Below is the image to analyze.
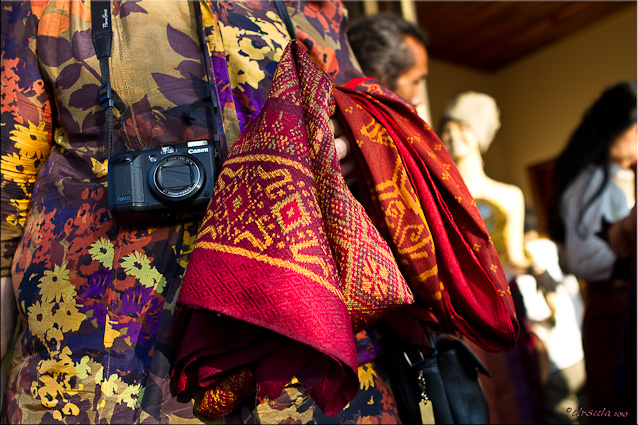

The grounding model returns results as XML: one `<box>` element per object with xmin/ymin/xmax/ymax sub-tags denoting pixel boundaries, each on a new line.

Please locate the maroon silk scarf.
<box><xmin>172</xmin><ymin>42</ymin><xmax>519</xmax><ymax>417</ymax></box>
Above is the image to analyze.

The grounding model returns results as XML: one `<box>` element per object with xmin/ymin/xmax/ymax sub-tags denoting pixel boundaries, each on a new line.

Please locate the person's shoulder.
<box><xmin>486</xmin><ymin>178</ymin><xmax>524</xmax><ymax>200</ymax></box>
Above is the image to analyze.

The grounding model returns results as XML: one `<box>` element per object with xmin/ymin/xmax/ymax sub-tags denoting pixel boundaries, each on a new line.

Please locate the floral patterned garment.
<box><xmin>0</xmin><ymin>1</ymin><xmax>374</xmax><ymax>423</ymax></box>
<box><xmin>237</xmin><ymin>330</ymin><xmax>401</xmax><ymax>424</ymax></box>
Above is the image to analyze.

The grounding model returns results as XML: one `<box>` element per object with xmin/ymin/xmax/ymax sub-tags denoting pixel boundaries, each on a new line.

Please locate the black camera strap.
<box><xmin>192</xmin><ymin>2</ymin><xmax>222</xmax><ymax>165</ymax></box>
<box><xmin>91</xmin><ymin>0</ymin><xmax>126</xmax><ymax>157</ymax></box>
<box><xmin>274</xmin><ymin>0</ymin><xmax>297</xmax><ymax>41</ymax></box>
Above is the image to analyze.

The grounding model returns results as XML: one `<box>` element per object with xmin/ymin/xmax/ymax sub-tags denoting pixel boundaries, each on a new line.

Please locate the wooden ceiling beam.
<box><xmin>414</xmin><ymin>1</ymin><xmax>634</xmax><ymax>72</ymax></box>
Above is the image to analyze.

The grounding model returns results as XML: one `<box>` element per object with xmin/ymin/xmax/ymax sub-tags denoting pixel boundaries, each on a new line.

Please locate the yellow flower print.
<box><xmin>118</xmin><ymin>384</ymin><xmax>144</xmax><ymax>409</ymax></box>
<box><xmin>227</xmin><ymin>41</ymin><xmax>266</xmax><ymax>89</ymax></box>
<box><xmin>103</xmin><ymin>319</ymin><xmax>120</xmax><ymax>349</ymax></box>
<box><xmin>52</xmin><ymin>403</ymin><xmax>80</xmax><ymax>422</ymax></box>
<box><xmin>121</xmin><ymin>251</ymin><xmax>166</xmax><ymax>292</ymax></box>
<box><xmin>35</xmin><ymin>347</ymin><xmax>79</xmax><ymax>409</ymax></box>
<box><xmin>102</xmin><ymin>374</ymin><xmax>119</xmax><ymax>397</ymax></box>
<box><xmin>152</xmin><ymin>275</ymin><xmax>167</xmax><ymax>293</ymax></box>
<box><xmin>36</xmin><ymin>375</ymin><xmax>61</xmax><ymax>408</ymax></box>
<box><xmin>39</xmin><ymin>261</ymin><xmax>73</xmax><ymax>303</ymax></box>
<box><xmin>91</xmin><ymin>157</ymin><xmax>108</xmax><ymax>178</ymax></box>
<box><xmin>28</xmin><ymin>300</ymin><xmax>54</xmax><ymax>341</ymax></box>
<box><xmin>41</xmin><ymin>347</ymin><xmax>76</xmax><ymax>378</ymax></box>
<box><xmin>76</xmin><ymin>356</ymin><xmax>92</xmax><ymax>380</ymax></box>
<box><xmin>121</xmin><ymin>251</ymin><xmax>153</xmax><ymax>279</ymax></box>
<box><xmin>219</xmin><ymin>16</ymin><xmax>286</xmax><ymax>90</ymax></box>
<box><xmin>4</xmin><ymin>214</ymin><xmax>21</xmax><ymax>226</ymax></box>
<box><xmin>94</xmin><ymin>365</ymin><xmax>104</xmax><ymax>384</ymax></box>
<box><xmin>177</xmin><ymin>227</ymin><xmax>198</xmax><ymax>270</ymax></box>
<box><xmin>89</xmin><ymin>237</ymin><xmax>115</xmax><ymax>268</ymax></box>
<box><xmin>101</xmin><ymin>373</ymin><xmax>126</xmax><ymax>398</ymax></box>
<box><xmin>1</xmin><ymin>152</ymin><xmax>42</xmax><ymax>182</ymax></box>
<box><xmin>181</xmin><ymin>227</ymin><xmax>198</xmax><ymax>252</ymax></box>
<box><xmin>45</xmin><ymin>326</ymin><xmax>64</xmax><ymax>349</ymax></box>
<box><xmin>31</xmin><ymin>381</ymin><xmax>38</xmax><ymax>398</ymax></box>
<box><xmin>37</xmin><ymin>363</ymin><xmax>76</xmax><ymax>394</ymax></box>
<box><xmin>9</xmin><ymin>121</ymin><xmax>50</xmax><ymax>159</ymax></box>
<box><xmin>357</xmin><ymin>363</ymin><xmax>377</xmax><ymax>391</ymax></box>
<box><xmin>52</xmin><ymin>300</ymin><xmax>85</xmax><ymax>333</ymax></box>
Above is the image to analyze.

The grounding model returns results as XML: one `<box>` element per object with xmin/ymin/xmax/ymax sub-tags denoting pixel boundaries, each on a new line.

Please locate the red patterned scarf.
<box><xmin>171</xmin><ymin>42</ymin><xmax>518</xmax><ymax>418</ymax></box>
<box><xmin>334</xmin><ymin>82</ymin><xmax>519</xmax><ymax>351</ymax></box>
<box><xmin>172</xmin><ymin>42</ymin><xmax>413</xmax><ymax>417</ymax></box>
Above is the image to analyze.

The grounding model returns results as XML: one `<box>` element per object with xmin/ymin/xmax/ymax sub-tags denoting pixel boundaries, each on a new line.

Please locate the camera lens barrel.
<box><xmin>150</xmin><ymin>155</ymin><xmax>205</xmax><ymax>201</ymax></box>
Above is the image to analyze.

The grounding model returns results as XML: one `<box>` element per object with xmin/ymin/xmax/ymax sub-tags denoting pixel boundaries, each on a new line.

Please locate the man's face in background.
<box><xmin>394</xmin><ymin>35</ymin><xmax>429</xmax><ymax>107</ymax></box>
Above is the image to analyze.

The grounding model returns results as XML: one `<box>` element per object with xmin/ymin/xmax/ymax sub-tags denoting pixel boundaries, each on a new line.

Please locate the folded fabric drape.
<box><xmin>334</xmin><ymin>82</ymin><xmax>519</xmax><ymax>353</ymax></box>
<box><xmin>171</xmin><ymin>41</ymin><xmax>519</xmax><ymax>418</ymax></box>
<box><xmin>171</xmin><ymin>41</ymin><xmax>414</xmax><ymax>417</ymax></box>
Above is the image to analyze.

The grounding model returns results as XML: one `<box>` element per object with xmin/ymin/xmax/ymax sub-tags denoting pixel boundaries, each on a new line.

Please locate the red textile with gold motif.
<box><xmin>334</xmin><ymin>81</ymin><xmax>519</xmax><ymax>352</ymax></box>
<box><xmin>171</xmin><ymin>42</ymin><xmax>519</xmax><ymax>418</ymax></box>
<box><xmin>172</xmin><ymin>41</ymin><xmax>413</xmax><ymax>417</ymax></box>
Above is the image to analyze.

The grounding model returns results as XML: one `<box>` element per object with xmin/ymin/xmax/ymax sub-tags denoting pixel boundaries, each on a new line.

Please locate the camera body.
<box><xmin>108</xmin><ymin>140</ymin><xmax>216</xmax><ymax>224</ymax></box>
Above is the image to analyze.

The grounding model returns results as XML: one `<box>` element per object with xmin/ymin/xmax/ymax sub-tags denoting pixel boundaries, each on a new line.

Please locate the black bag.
<box><xmin>384</xmin><ymin>332</ymin><xmax>491</xmax><ymax>424</ymax></box>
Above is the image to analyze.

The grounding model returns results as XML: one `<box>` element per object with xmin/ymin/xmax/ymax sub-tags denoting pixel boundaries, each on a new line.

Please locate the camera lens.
<box><xmin>150</xmin><ymin>155</ymin><xmax>204</xmax><ymax>201</ymax></box>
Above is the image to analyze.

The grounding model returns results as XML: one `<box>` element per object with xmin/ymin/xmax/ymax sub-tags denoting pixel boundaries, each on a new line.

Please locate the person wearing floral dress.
<box><xmin>1</xmin><ymin>1</ymin><xmax>402</xmax><ymax>423</ymax></box>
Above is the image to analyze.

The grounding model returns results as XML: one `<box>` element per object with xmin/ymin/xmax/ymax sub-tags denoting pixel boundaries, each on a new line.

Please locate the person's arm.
<box><xmin>558</xmin><ymin>165</ymin><xmax>628</xmax><ymax>281</ymax></box>
<box><xmin>1</xmin><ymin>276</ymin><xmax>16</xmax><ymax>364</ymax></box>
<box><xmin>1</xmin><ymin>2</ymin><xmax>52</xmax><ymax>276</ymax></box>
<box><xmin>607</xmin><ymin>204</ymin><xmax>636</xmax><ymax>258</ymax></box>
<box><xmin>1</xmin><ymin>1</ymin><xmax>52</xmax><ymax>367</ymax></box>
<box><xmin>2</xmin><ymin>275</ymin><xmax>16</xmax><ymax>409</ymax></box>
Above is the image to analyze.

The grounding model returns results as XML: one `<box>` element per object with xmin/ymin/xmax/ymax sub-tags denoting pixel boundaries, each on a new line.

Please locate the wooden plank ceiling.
<box><xmin>413</xmin><ymin>1</ymin><xmax>635</xmax><ymax>72</ymax></box>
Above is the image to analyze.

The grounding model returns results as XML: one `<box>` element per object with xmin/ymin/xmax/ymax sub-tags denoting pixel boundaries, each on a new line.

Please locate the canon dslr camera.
<box><xmin>108</xmin><ymin>140</ymin><xmax>216</xmax><ymax>224</ymax></box>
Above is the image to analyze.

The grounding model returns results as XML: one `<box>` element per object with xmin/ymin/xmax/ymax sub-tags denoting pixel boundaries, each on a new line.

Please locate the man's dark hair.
<box><xmin>347</xmin><ymin>13</ymin><xmax>429</xmax><ymax>91</ymax></box>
